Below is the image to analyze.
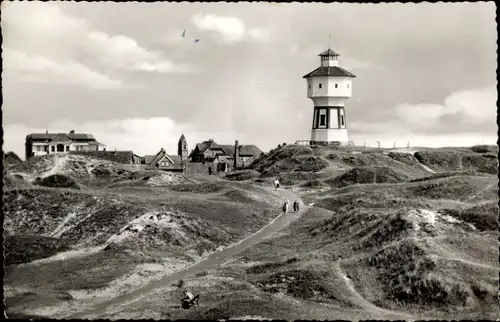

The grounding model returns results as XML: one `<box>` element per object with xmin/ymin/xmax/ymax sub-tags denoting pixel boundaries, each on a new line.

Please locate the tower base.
<box><xmin>311</xmin><ymin>129</ymin><xmax>348</xmax><ymax>146</ymax></box>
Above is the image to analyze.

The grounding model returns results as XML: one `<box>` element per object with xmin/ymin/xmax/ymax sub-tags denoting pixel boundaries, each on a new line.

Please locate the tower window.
<box><xmin>308</xmin><ymin>85</ymin><xmax>311</xmax><ymax>89</ymax></box>
<box><xmin>320</xmin><ymin>115</ymin><xmax>326</xmax><ymax>126</ymax></box>
<box><xmin>347</xmin><ymin>84</ymin><xmax>349</xmax><ymax>88</ymax></box>
<box><xmin>319</xmin><ymin>83</ymin><xmax>322</xmax><ymax>89</ymax></box>
<box><xmin>335</xmin><ymin>84</ymin><xmax>338</xmax><ymax>88</ymax></box>
<box><xmin>341</xmin><ymin>115</ymin><xmax>345</xmax><ymax>126</ymax></box>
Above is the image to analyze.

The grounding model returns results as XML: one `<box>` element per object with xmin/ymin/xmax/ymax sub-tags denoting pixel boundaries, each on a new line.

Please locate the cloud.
<box><xmin>2</xmin><ymin>1</ymin><xmax>195</xmax><ymax>82</ymax></box>
<box><xmin>86</xmin><ymin>31</ymin><xmax>196</xmax><ymax>73</ymax></box>
<box><xmin>3</xmin><ymin>49</ymin><xmax>123</xmax><ymax>90</ymax></box>
<box><xmin>190</xmin><ymin>13</ymin><xmax>270</xmax><ymax>43</ymax></box>
<box><xmin>394</xmin><ymin>87</ymin><xmax>497</xmax><ymax>131</ymax></box>
<box><xmin>350</xmin><ymin>86</ymin><xmax>497</xmax><ymax>139</ymax></box>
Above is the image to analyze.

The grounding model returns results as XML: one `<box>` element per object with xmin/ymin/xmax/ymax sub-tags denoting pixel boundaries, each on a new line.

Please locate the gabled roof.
<box><xmin>303</xmin><ymin>66</ymin><xmax>356</xmax><ymax>78</ymax></box>
<box><xmin>50</xmin><ymin>133</ymin><xmax>72</xmax><ymax>143</ymax></box>
<box><xmin>146</xmin><ymin>149</ymin><xmax>183</xmax><ymax>170</ymax></box>
<box><xmin>194</xmin><ymin>140</ymin><xmax>224</xmax><ymax>154</ymax></box>
<box><xmin>319</xmin><ymin>48</ymin><xmax>340</xmax><ymax>56</ymax></box>
<box><xmin>220</xmin><ymin>145</ymin><xmax>235</xmax><ymax>156</ymax></box>
<box><xmin>148</xmin><ymin>149</ymin><xmax>174</xmax><ymax>168</ymax></box>
<box><xmin>220</xmin><ymin>144</ymin><xmax>263</xmax><ymax>157</ymax></box>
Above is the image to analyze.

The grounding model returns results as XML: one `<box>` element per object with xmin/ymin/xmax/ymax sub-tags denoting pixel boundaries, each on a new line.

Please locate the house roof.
<box><xmin>50</xmin><ymin>133</ymin><xmax>72</xmax><ymax>143</ymax></box>
<box><xmin>68</xmin><ymin>133</ymin><xmax>95</xmax><ymax>140</ymax></box>
<box><xmin>27</xmin><ymin>132</ymin><xmax>96</xmax><ymax>141</ymax></box>
<box><xmin>194</xmin><ymin>140</ymin><xmax>224</xmax><ymax>154</ymax></box>
<box><xmin>220</xmin><ymin>145</ymin><xmax>235</xmax><ymax>156</ymax></box>
<box><xmin>146</xmin><ymin>148</ymin><xmax>183</xmax><ymax>170</ymax></box>
<box><xmin>192</xmin><ymin>140</ymin><xmax>264</xmax><ymax>158</ymax></box>
<box><xmin>220</xmin><ymin>144</ymin><xmax>263</xmax><ymax>157</ymax></box>
<box><xmin>303</xmin><ymin>66</ymin><xmax>356</xmax><ymax>78</ymax></box>
<box><xmin>319</xmin><ymin>48</ymin><xmax>340</xmax><ymax>56</ymax></box>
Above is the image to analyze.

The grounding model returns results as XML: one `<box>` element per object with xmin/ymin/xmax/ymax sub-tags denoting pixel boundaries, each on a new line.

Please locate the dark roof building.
<box><xmin>303</xmin><ymin>66</ymin><xmax>356</xmax><ymax>78</ymax></box>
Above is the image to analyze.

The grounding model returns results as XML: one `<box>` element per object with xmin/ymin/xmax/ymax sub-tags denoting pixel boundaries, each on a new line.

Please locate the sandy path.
<box><xmin>66</xmin><ymin>187</ymin><xmax>306</xmax><ymax>318</ymax></box>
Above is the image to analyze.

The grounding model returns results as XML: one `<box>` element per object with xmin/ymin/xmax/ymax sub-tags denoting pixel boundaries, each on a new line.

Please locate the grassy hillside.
<box><xmin>3</xmin><ymin>154</ymin><xmax>284</xmax><ymax>318</ymax></box>
<box><xmin>4</xmin><ymin>145</ymin><xmax>498</xmax><ymax>320</ymax></box>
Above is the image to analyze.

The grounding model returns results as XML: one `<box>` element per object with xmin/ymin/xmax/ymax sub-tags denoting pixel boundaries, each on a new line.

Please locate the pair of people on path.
<box><xmin>282</xmin><ymin>200</ymin><xmax>300</xmax><ymax>214</ymax></box>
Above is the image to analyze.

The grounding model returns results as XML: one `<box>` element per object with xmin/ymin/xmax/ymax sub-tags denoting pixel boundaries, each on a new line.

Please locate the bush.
<box><xmin>439</xmin><ymin>203</ymin><xmax>498</xmax><ymax>231</ymax></box>
<box><xmin>225</xmin><ymin>170</ymin><xmax>260</xmax><ymax>181</ymax></box>
<box><xmin>295</xmin><ymin>156</ymin><xmax>329</xmax><ymax>172</ymax></box>
<box><xmin>4</xmin><ymin>234</ymin><xmax>70</xmax><ymax>265</ymax></box>
<box><xmin>470</xmin><ymin>145</ymin><xmax>498</xmax><ymax>154</ymax></box>
<box><xmin>34</xmin><ymin>174</ymin><xmax>80</xmax><ymax>189</ymax></box>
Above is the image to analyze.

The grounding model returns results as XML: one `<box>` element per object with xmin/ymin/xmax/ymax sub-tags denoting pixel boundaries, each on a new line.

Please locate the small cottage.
<box><xmin>145</xmin><ymin>148</ymin><xmax>184</xmax><ymax>172</ymax></box>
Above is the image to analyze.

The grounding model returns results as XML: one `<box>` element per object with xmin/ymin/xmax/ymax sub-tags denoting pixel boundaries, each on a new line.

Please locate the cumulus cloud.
<box><xmin>394</xmin><ymin>87</ymin><xmax>497</xmax><ymax>131</ymax></box>
<box><xmin>349</xmin><ymin>86</ymin><xmax>498</xmax><ymax>145</ymax></box>
<box><xmin>2</xmin><ymin>1</ymin><xmax>195</xmax><ymax>88</ymax></box>
<box><xmin>190</xmin><ymin>13</ymin><xmax>270</xmax><ymax>43</ymax></box>
<box><xmin>3</xmin><ymin>49</ymin><xmax>123</xmax><ymax>90</ymax></box>
<box><xmin>2</xmin><ymin>118</ymin><xmax>252</xmax><ymax>160</ymax></box>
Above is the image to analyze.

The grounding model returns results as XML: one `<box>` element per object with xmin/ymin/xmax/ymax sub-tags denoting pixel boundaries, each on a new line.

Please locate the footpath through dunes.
<box><xmin>3</xmin><ymin>155</ymin><xmax>299</xmax><ymax>319</ymax></box>
<box><xmin>193</xmin><ymin>201</ymin><xmax>498</xmax><ymax>320</ymax></box>
<box><xmin>59</xmin><ymin>187</ymin><xmax>306</xmax><ymax>319</ymax></box>
<box><xmin>160</xmin><ymin>145</ymin><xmax>499</xmax><ymax>321</ymax></box>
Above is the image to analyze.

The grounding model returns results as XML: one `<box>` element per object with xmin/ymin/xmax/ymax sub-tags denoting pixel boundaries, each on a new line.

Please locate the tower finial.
<box><xmin>328</xmin><ymin>33</ymin><xmax>331</xmax><ymax>50</ymax></box>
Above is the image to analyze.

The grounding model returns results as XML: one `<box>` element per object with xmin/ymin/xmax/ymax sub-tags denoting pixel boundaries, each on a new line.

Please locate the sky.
<box><xmin>2</xmin><ymin>1</ymin><xmax>497</xmax><ymax>159</ymax></box>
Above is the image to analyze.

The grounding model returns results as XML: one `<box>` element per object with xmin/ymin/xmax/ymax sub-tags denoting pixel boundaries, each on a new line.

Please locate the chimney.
<box><xmin>234</xmin><ymin>140</ymin><xmax>239</xmax><ymax>169</ymax></box>
<box><xmin>70</xmin><ymin>129</ymin><xmax>75</xmax><ymax>134</ymax></box>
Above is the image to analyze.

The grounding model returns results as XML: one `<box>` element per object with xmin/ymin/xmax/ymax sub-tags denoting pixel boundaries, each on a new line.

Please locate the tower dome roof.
<box><xmin>318</xmin><ymin>48</ymin><xmax>340</xmax><ymax>56</ymax></box>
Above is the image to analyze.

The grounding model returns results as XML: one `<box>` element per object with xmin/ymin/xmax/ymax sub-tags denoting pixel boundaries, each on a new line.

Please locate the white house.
<box><xmin>25</xmin><ymin>130</ymin><xmax>107</xmax><ymax>159</ymax></box>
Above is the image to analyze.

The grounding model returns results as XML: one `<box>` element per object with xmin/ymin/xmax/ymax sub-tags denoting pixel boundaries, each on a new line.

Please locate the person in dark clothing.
<box><xmin>293</xmin><ymin>201</ymin><xmax>300</xmax><ymax>212</ymax></box>
<box><xmin>208</xmin><ymin>166</ymin><xmax>212</xmax><ymax>175</ymax></box>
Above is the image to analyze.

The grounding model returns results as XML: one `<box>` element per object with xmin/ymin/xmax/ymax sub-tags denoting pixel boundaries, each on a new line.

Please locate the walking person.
<box><xmin>274</xmin><ymin>178</ymin><xmax>280</xmax><ymax>190</ymax></box>
<box><xmin>293</xmin><ymin>200</ymin><xmax>300</xmax><ymax>212</ymax></box>
<box><xmin>282</xmin><ymin>200</ymin><xmax>289</xmax><ymax>215</ymax></box>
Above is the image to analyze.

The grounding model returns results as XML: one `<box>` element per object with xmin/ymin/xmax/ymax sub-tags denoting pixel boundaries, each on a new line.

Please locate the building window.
<box><xmin>320</xmin><ymin>115</ymin><xmax>326</xmax><ymax>126</ymax></box>
<box><xmin>341</xmin><ymin>115</ymin><xmax>345</xmax><ymax>126</ymax></box>
<box><xmin>319</xmin><ymin>83</ymin><xmax>322</xmax><ymax>89</ymax></box>
<box><xmin>308</xmin><ymin>85</ymin><xmax>311</xmax><ymax>89</ymax></box>
<box><xmin>347</xmin><ymin>84</ymin><xmax>350</xmax><ymax>88</ymax></box>
<box><xmin>161</xmin><ymin>161</ymin><xmax>166</xmax><ymax>167</ymax></box>
<box><xmin>66</xmin><ymin>146</ymin><xmax>70</xmax><ymax>152</ymax></box>
<box><xmin>51</xmin><ymin>146</ymin><xmax>55</xmax><ymax>152</ymax></box>
<box><xmin>335</xmin><ymin>84</ymin><xmax>338</xmax><ymax>88</ymax></box>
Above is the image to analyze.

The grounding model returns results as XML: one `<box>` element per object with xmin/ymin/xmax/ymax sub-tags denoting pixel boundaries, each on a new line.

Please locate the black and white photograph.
<box><xmin>2</xmin><ymin>1</ymin><xmax>498</xmax><ymax>320</ymax></box>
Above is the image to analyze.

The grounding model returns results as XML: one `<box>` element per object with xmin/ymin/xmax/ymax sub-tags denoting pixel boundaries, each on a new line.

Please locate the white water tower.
<box><xmin>303</xmin><ymin>47</ymin><xmax>356</xmax><ymax>145</ymax></box>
